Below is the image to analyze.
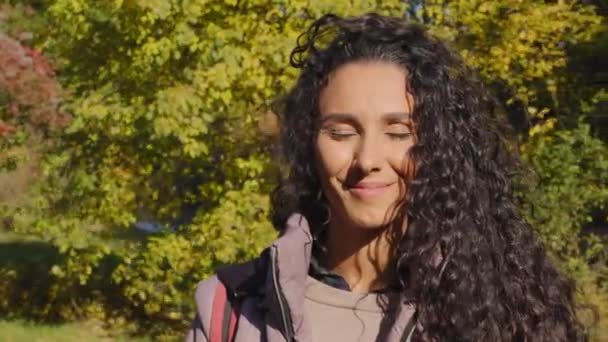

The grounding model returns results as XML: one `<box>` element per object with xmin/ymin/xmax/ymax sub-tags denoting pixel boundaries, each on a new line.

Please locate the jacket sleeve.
<box><xmin>184</xmin><ymin>276</ymin><xmax>221</xmax><ymax>342</ymax></box>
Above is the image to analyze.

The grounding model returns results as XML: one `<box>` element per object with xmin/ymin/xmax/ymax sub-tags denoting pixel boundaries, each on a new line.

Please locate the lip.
<box><xmin>347</xmin><ymin>181</ymin><xmax>393</xmax><ymax>198</ymax></box>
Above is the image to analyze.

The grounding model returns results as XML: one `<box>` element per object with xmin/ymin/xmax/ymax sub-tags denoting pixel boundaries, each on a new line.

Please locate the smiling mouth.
<box><xmin>347</xmin><ymin>182</ymin><xmax>393</xmax><ymax>198</ymax></box>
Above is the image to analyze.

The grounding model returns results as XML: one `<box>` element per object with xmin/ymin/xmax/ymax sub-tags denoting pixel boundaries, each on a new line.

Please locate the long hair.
<box><xmin>270</xmin><ymin>13</ymin><xmax>584</xmax><ymax>341</ymax></box>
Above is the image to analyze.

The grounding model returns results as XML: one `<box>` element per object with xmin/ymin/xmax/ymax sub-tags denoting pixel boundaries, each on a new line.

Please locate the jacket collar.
<box><xmin>264</xmin><ymin>213</ymin><xmax>313</xmax><ymax>341</ymax></box>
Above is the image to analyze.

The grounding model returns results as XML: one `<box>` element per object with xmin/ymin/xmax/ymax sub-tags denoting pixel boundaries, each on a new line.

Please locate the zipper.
<box><xmin>270</xmin><ymin>246</ymin><xmax>295</xmax><ymax>341</ymax></box>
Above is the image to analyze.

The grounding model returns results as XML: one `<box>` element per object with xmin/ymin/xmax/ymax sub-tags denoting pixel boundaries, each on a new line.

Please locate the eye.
<box><xmin>386</xmin><ymin>132</ymin><xmax>413</xmax><ymax>140</ymax></box>
<box><xmin>386</xmin><ymin>123</ymin><xmax>413</xmax><ymax>140</ymax></box>
<box><xmin>321</xmin><ymin>125</ymin><xmax>358</xmax><ymax>140</ymax></box>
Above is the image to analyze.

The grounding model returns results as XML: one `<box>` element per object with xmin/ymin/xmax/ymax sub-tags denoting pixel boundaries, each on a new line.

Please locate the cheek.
<box><xmin>392</xmin><ymin>154</ymin><xmax>412</xmax><ymax>178</ymax></box>
<box><xmin>315</xmin><ymin>137</ymin><xmax>353</xmax><ymax>178</ymax></box>
<box><xmin>388</xmin><ymin>143</ymin><xmax>415</xmax><ymax>181</ymax></box>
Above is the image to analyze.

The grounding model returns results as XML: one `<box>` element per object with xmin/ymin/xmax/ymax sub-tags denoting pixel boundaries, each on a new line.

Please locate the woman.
<box><xmin>187</xmin><ymin>13</ymin><xmax>583</xmax><ymax>341</ymax></box>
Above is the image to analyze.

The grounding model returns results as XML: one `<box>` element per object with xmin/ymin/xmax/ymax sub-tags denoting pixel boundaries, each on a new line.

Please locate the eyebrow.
<box><xmin>319</xmin><ymin>112</ymin><xmax>411</xmax><ymax>124</ymax></box>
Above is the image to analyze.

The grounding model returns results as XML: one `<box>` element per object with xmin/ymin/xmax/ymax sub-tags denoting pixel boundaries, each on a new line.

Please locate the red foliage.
<box><xmin>0</xmin><ymin>32</ymin><xmax>70</xmax><ymax>140</ymax></box>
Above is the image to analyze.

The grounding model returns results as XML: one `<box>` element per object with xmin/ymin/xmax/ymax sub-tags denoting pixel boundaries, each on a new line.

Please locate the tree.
<box><xmin>0</xmin><ymin>3</ymin><xmax>68</xmax><ymax>170</ymax></box>
<box><xmin>2</xmin><ymin>0</ymin><xmax>607</xmax><ymax>339</ymax></box>
<box><xmin>6</xmin><ymin>0</ymin><xmax>406</xmax><ymax>335</ymax></box>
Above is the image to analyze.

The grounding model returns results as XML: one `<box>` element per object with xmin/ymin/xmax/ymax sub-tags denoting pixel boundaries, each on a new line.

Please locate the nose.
<box><xmin>354</xmin><ymin>132</ymin><xmax>383</xmax><ymax>174</ymax></box>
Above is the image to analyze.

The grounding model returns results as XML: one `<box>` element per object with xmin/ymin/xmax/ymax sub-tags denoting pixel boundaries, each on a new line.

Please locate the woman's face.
<box><xmin>315</xmin><ymin>60</ymin><xmax>415</xmax><ymax>230</ymax></box>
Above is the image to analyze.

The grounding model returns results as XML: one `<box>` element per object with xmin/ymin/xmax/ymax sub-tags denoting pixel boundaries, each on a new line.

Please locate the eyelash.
<box><xmin>386</xmin><ymin>132</ymin><xmax>412</xmax><ymax>140</ymax></box>
<box><xmin>327</xmin><ymin>130</ymin><xmax>356</xmax><ymax>140</ymax></box>
<box><xmin>324</xmin><ymin>129</ymin><xmax>412</xmax><ymax>141</ymax></box>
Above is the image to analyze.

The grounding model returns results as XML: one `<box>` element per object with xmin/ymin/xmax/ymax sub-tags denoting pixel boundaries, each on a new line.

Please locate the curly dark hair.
<box><xmin>270</xmin><ymin>13</ymin><xmax>584</xmax><ymax>342</ymax></box>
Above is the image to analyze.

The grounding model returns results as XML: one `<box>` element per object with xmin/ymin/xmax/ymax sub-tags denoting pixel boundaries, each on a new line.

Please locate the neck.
<box><xmin>322</xmin><ymin>217</ymin><xmax>403</xmax><ymax>294</ymax></box>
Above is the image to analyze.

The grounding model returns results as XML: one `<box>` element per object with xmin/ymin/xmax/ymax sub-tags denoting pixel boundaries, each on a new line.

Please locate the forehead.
<box><xmin>319</xmin><ymin>60</ymin><xmax>413</xmax><ymax>116</ymax></box>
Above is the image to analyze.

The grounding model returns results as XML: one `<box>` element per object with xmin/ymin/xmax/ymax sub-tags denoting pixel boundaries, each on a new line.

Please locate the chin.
<box><xmin>345</xmin><ymin>208</ymin><xmax>396</xmax><ymax>229</ymax></box>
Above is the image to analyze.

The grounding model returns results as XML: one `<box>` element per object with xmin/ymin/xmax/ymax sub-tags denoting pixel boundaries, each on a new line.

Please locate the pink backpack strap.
<box><xmin>210</xmin><ymin>281</ymin><xmax>240</xmax><ymax>342</ymax></box>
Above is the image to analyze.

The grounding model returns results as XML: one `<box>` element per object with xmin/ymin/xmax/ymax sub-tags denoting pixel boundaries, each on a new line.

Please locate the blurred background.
<box><xmin>0</xmin><ymin>0</ymin><xmax>606</xmax><ymax>341</ymax></box>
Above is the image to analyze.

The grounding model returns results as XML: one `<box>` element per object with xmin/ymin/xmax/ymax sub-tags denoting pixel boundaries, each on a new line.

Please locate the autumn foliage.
<box><xmin>0</xmin><ymin>4</ymin><xmax>68</xmax><ymax>169</ymax></box>
<box><xmin>0</xmin><ymin>1</ymin><xmax>607</xmax><ymax>340</ymax></box>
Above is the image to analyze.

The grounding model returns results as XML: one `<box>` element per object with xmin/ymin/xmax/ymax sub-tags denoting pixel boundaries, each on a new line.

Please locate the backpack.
<box><xmin>209</xmin><ymin>281</ymin><xmax>240</xmax><ymax>342</ymax></box>
<box><xmin>209</xmin><ymin>249</ymin><xmax>270</xmax><ymax>342</ymax></box>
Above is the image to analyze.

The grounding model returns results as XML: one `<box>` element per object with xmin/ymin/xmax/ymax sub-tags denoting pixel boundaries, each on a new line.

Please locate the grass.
<box><xmin>0</xmin><ymin>220</ymin><xmax>155</xmax><ymax>342</ymax></box>
<box><xmin>0</xmin><ymin>231</ymin><xmax>157</xmax><ymax>342</ymax></box>
<box><xmin>0</xmin><ymin>320</ymin><xmax>152</xmax><ymax>342</ymax></box>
